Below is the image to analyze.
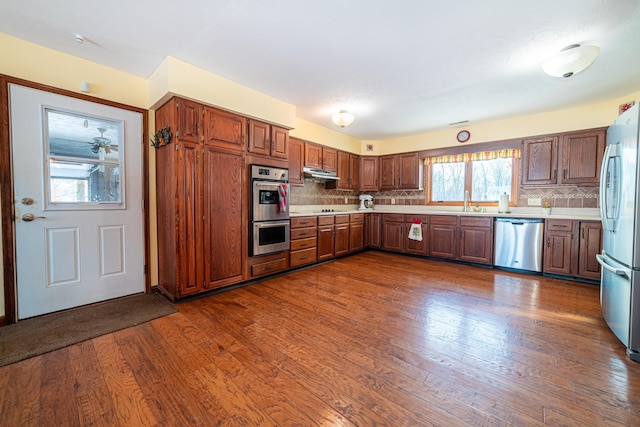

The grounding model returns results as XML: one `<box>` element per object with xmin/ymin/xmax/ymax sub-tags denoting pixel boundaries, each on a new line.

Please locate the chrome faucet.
<box><xmin>463</xmin><ymin>190</ymin><xmax>470</xmax><ymax>212</ymax></box>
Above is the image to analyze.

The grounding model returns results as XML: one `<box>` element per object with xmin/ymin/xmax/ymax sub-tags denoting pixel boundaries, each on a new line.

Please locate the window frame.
<box><xmin>426</xmin><ymin>156</ymin><xmax>519</xmax><ymax>207</ymax></box>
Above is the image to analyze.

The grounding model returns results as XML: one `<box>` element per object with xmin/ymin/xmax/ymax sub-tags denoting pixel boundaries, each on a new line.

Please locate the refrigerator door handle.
<box><xmin>596</xmin><ymin>254</ymin><xmax>628</xmax><ymax>278</ymax></box>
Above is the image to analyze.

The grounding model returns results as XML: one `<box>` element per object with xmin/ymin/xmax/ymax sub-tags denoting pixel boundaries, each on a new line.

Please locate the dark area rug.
<box><xmin>0</xmin><ymin>292</ymin><xmax>177</xmax><ymax>367</ymax></box>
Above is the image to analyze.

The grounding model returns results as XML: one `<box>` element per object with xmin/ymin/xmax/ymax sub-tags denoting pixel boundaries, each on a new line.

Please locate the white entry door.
<box><xmin>10</xmin><ymin>84</ymin><xmax>145</xmax><ymax>319</ymax></box>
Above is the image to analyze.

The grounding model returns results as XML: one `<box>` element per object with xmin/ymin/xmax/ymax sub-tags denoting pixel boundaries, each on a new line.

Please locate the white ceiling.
<box><xmin>2</xmin><ymin>0</ymin><xmax>640</xmax><ymax>140</ymax></box>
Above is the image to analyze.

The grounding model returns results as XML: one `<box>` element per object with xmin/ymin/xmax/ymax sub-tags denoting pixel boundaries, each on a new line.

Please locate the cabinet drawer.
<box><xmin>291</xmin><ymin>216</ymin><xmax>317</xmax><ymax>228</ymax></box>
<box><xmin>318</xmin><ymin>215</ymin><xmax>335</xmax><ymax>226</ymax></box>
<box><xmin>383</xmin><ymin>213</ymin><xmax>405</xmax><ymax>222</ymax></box>
<box><xmin>290</xmin><ymin>247</ymin><xmax>317</xmax><ymax>267</ymax></box>
<box><xmin>459</xmin><ymin>216</ymin><xmax>491</xmax><ymax>228</ymax></box>
<box><xmin>251</xmin><ymin>253</ymin><xmax>289</xmax><ymax>277</ymax></box>
<box><xmin>335</xmin><ymin>214</ymin><xmax>350</xmax><ymax>224</ymax></box>
<box><xmin>405</xmin><ymin>214</ymin><xmax>428</xmax><ymax>224</ymax></box>
<box><xmin>291</xmin><ymin>227</ymin><xmax>317</xmax><ymax>240</ymax></box>
<box><xmin>546</xmin><ymin>219</ymin><xmax>573</xmax><ymax>231</ymax></box>
<box><xmin>291</xmin><ymin>237</ymin><xmax>317</xmax><ymax>251</ymax></box>
<box><xmin>429</xmin><ymin>215</ymin><xmax>457</xmax><ymax>225</ymax></box>
<box><xmin>350</xmin><ymin>213</ymin><xmax>365</xmax><ymax>223</ymax></box>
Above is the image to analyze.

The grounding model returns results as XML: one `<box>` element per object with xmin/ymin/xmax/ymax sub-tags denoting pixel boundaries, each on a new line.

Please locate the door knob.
<box><xmin>22</xmin><ymin>213</ymin><xmax>46</xmax><ymax>222</ymax></box>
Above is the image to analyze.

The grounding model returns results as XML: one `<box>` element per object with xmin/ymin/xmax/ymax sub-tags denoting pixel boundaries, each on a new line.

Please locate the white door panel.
<box><xmin>10</xmin><ymin>84</ymin><xmax>145</xmax><ymax>319</ymax></box>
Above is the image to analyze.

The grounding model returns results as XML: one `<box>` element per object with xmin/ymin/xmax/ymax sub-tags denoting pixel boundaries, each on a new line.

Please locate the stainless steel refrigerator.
<box><xmin>597</xmin><ymin>102</ymin><xmax>640</xmax><ymax>362</ymax></box>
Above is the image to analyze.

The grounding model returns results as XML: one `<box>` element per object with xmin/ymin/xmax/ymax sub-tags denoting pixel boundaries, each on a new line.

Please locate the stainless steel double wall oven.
<box><xmin>251</xmin><ymin>165</ymin><xmax>290</xmax><ymax>256</ymax></box>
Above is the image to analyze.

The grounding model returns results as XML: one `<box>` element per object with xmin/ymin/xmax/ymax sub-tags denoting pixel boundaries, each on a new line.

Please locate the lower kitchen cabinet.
<box><xmin>577</xmin><ymin>221</ymin><xmax>602</xmax><ymax>280</ymax></box>
<box><xmin>428</xmin><ymin>215</ymin><xmax>493</xmax><ymax>265</ymax></box>
<box><xmin>366</xmin><ymin>213</ymin><xmax>382</xmax><ymax>248</ymax></box>
<box><xmin>543</xmin><ymin>219</ymin><xmax>574</xmax><ymax>276</ymax></box>
<box><xmin>290</xmin><ymin>216</ymin><xmax>318</xmax><ymax>268</ymax></box>
<box><xmin>249</xmin><ymin>251</ymin><xmax>290</xmax><ymax>278</ymax></box>
<box><xmin>316</xmin><ymin>214</ymin><xmax>350</xmax><ymax>261</ymax></box>
<box><xmin>349</xmin><ymin>213</ymin><xmax>365</xmax><ymax>253</ymax></box>
<box><xmin>544</xmin><ymin>219</ymin><xmax>602</xmax><ymax>280</ymax></box>
<box><xmin>381</xmin><ymin>214</ymin><xmax>428</xmax><ymax>255</ymax></box>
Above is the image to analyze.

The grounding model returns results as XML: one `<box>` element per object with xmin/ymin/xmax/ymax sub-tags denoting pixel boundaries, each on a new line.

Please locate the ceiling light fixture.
<box><xmin>332</xmin><ymin>110</ymin><xmax>356</xmax><ymax>128</ymax></box>
<box><xmin>541</xmin><ymin>44</ymin><xmax>600</xmax><ymax>78</ymax></box>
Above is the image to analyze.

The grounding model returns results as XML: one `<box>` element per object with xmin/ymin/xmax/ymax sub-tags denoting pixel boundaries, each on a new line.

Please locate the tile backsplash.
<box><xmin>290</xmin><ymin>175</ymin><xmax>600</xmax><ymax>208</ymax></box>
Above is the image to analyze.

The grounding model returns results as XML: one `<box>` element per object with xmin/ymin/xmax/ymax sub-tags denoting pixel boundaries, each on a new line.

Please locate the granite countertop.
<box><xmin>290</xmin><ymin>205</ymin><xmax>601</xmax><ymax>221</ymax></box>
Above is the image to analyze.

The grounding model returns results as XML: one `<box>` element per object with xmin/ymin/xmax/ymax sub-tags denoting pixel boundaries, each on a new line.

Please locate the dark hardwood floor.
<box><xmin>2</xmin><ymin>251</ymin><xmax>640</xmax><ymax>426</ymax></box>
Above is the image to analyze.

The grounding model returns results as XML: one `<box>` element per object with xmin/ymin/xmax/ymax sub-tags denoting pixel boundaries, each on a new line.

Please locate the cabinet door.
<box><xmin>305</xmin><ymin>143</ymin><xmax>322</xmax><ymax>168</ymax></box>
<box><xmin>177</xmin><ymin>141</ymin><xmax>205</xmax><ymax>296</ymax></box>
<box><xmin>428</xmin><ymin>224</ymin><xmax>457</xmax><ymax>259</ymax></box>
<box><xmin>367</xmin><ymin>214</ymin><xmax>382</xmax><ymax>248</ymax></box>
<box><xmin>404</xmin><ymin>222</ymin><xmax>428</xmax><ymax>255</ymax></box>
<box><xmin>322</xmin><ymin>147</ymin><xmax>338</xmax><ymax>172</ymax></box>
<box><xmin>398</xmin><ymin>152</ymin><xmax>422</xmax><ymax>189</ymax></box>
<box><xmin>247</xmin><ymin>119</ymin><xmax>270</xmax><ymax>156</ymax></box>
<box><xmin>382</xmin><ymin>220</ymin><xmax>404</xmax><ymax>252</ymax></box>
<box><xmin>522</xmin><ymin>136</ymin><xmax>558</xmax><ymax>185</ymax></box>
<box><xmin>204</xmin><ymin>147</ymin><xmax>244</xmax><ymax>288</ymax></box>
<box><xmin>178</xmin><ymin>99</ymin><xmax>201</xmax><ymax>144</ymax></box>
<box><xmin>578</xmin><ymin>221</ymin><xmax>602</xmax><ymax>280</ymax></box>
<box><xmin>289</xmin><ymin>138</ymin><xmax>304</xmax><ymax>185</ymax></box>
<box><xmin>544</xmin><ymin>232</ymin><xmax>572</xmax><ymax>275</ymax></box>
<box><xmin>349</xmin><ymin>154</ymin><xmax>360</xmax><ymax>189</ymax></box>
<box><xmin>317</xmin><ymin>225</ymin><xmax>335</xmax><ymax>261</ymax></box>
<box><xmin>559</xmin><ymin>129</ymin><xmax>605</xmax><ymax>185</ymax></box>
<box><xmin>379</xmin><ymin>155</ymin><xmax>397</xmax><ymax>190</ymax></box>
<box><xmin>458</xmin><ymin>226</ymin><xmax>493</xmax><ymax>264</ymax></box>
<box><xmin>334</xmin><ymin>150</ymin><xmax>351</xmax><ymax>190</ymax></box>
<box><xmin>349</xmin><ymin>222</ymin><xmax>364</xmax><ymax>253</ymax></box>
<box><xmin>359</xmin><ymin>156</ymin><xmax>378</xmax><ymax>191</ymax></box>
<box><xmin>335</xmin><ymin>223</ymin><xmax>350</xmax><ymax>257</ymax></box>
<box><xmin>270</xmin><ymin>125</ymin><xmax>289</xmax><ymax>159</ymax></box>
<box><xmin>204</xmin><ymin>107</ymin><xmax>246</xmax><ymax>151</ymax></box>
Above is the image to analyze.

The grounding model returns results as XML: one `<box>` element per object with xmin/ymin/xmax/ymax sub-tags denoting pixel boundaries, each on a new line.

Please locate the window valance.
<box><xmin>425</xmin><ymin>149</ymin><xmax>521</xmax><ymax>165</ymax></box>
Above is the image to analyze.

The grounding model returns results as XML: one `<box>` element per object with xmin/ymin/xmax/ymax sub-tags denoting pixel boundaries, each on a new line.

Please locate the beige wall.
<box><xmin>1</xmin><ymin>31</ymin><xmax>639</xmax><ymax>319</ymax></box>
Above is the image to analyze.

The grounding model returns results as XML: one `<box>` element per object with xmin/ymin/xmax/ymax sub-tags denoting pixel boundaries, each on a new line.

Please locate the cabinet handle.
<box><xmin>553</xmin><ymin>169</ymin><xmax>557</xmax><ymax>181</ymax></box>
<box><xmin>547</xmin><ymin>237</ymin><xmax>550</xmax><ymax>248</ymax></box>
<box><xmin>563</xmin><ymin>169</ymin><xmax>567</xmax><ymax>180</ymax></box>
<box><xmin>581</xmin><ymin>227</ymin><xmax>585</xmax><ymax>239</ymax></box>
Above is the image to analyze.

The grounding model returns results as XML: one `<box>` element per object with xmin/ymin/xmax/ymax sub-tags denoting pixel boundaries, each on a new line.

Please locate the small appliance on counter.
<box><xmin>359</xmin><ymin>194</ymin><xmax>374</xmax><ymax>211</ymax></box>
<box><xmin>498</xmin><ymin>192</ymin><xmax>510</xmax><ymax>213</ymax></box>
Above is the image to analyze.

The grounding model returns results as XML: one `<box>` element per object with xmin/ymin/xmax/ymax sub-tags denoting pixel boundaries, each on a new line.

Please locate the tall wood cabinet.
<box><xmin>155</xmin><ymin>97</ymin><xmax>247</xmax><ymax>300</ymax></box>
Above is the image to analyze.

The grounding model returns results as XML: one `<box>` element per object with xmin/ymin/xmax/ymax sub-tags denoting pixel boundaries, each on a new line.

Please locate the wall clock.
<box><xmin>457</xmin><ymin>130</ymin><xmax>470</xmax><ymax>143</ymax></box>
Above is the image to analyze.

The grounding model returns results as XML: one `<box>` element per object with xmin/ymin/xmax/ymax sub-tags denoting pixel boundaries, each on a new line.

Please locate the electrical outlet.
<box><xmin>528</xmin><ymin>197</ymin><xmax>542</xmax><ymax>206</ymax></box>
<box><xmin>344</xmin><ymin>197</ymin><xmax>348</xmax><ymax>204</ymax></box>
<box><xmin>391</xmin><ymin>198</ymin><xmax>396</xmax><ymax>205</ymax></box>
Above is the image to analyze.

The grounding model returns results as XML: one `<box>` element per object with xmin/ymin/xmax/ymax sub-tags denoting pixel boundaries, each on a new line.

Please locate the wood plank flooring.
<box><xmin>2</xmin><ymin>251</ymin><xmax>640</xmax><ymax>426</ymax></box>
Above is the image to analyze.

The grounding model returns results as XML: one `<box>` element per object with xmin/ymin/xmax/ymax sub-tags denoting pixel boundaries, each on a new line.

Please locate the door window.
<box><xmin>44</xmin><ymin>109</ymin><xmax>125</xmax><ymax>209</ymax></box>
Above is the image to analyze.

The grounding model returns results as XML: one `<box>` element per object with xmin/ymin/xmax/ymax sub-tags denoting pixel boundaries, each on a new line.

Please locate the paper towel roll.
<box><xmin>499</xmin><ymin>193</ymin><xmax>509</xmax><ymax>213</ymax></box>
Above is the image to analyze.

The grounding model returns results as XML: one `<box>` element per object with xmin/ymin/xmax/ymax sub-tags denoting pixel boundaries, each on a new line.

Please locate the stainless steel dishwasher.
<box><xmin>494</xmin><ymin>218</ymin><xmax>544</xmax><ymax>272</ymax></box>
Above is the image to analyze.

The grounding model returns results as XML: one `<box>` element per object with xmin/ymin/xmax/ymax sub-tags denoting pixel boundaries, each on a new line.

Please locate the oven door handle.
<box><xmin>254</xmin><ymin>182</ymin><xmax>285</xmax><ymax>187</ymax></box>
<box><xmin>254</xmin><ymin>220</ymin><xmax>290</xmax><ymax>228</ymax></box>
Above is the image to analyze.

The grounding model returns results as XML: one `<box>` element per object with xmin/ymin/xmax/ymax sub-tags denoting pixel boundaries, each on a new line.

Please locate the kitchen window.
<box><xmin>426</xmin><ymin>149</ymin><xmax>520</xmax><ymax>206</ymax></box>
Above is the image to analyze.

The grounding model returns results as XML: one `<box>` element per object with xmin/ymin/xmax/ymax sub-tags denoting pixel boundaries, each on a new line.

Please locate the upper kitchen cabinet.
<box><xmin>521</xmin><ymin>128</ymin><xmax>606</xmax><ymax>186</ymax></box>
<box><xmin>326</xmin><ymin>150</ymin><xmax>360</xmax><ymax>190</ymax></box>
<box><xmin>305</xmin><ymin>143</ymin><xmax>337</xmax><ymax>172</ymax></box>
<box><xmin>288</xmin><ymin>137</ymin><xmax>304</xmax><ymax>185</ymax></box>
<box><xmin>379</xmin><ymin>152</ymin><xmax>423</xmax><ymax>190</ymax></box>
<box><xmin>359</xmin><ymin>156</ymin><xmax>379</xmax><ymax>191</ymax></box>
<box><xmin>559</xmin><ymin>128</ymin><xmax>605</xmax><ymax>185</ymax></box>
<box><xmin>247</xmin><ymin>119</ymin><xmax>289</xmax><ymax>160</ymax></box>
<box><xmin>521</xmin><ymin>136</ymin><xmax>558</xmax><ymax>185</ymax></box>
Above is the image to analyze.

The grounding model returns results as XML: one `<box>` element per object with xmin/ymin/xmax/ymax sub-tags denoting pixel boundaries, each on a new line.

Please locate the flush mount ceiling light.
<box><xmin>541</xmin><ymin>44</ymin><xmax>600</xmax><ymax>78</ymax></box>
<box><xmin>332</xmin><ymin>110</ymin><xmax>356</xmax><ymax>128</ymax></box>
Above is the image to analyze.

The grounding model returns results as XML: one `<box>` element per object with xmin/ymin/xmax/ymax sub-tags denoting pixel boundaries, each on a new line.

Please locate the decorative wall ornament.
<box><xmin>151</xmin><ymin>126</ymin><xmax>172</xmax><ymax>148</ymax></box>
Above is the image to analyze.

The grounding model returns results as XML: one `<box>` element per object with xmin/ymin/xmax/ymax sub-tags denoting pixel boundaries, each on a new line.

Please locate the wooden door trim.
<box><xmin>0</xmin><ymin>74</ymin><xmax>150</xmax><ymax>325</ymax></box>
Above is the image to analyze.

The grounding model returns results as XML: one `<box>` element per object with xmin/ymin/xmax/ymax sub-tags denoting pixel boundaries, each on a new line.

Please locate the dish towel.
<box><xmin>408</xmin><ymin>219</ymin><xmax>422</xmax><ymax>241</ymax></box>
<box><xmin>278</xmin><ymin>184</ymin><xmax>288</xmax><ymax>213</ymax></box>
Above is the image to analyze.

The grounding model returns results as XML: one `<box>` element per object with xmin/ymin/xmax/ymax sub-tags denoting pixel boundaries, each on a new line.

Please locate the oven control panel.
<box><xmin>251</xmin><ymin>165</ymin><xmax>288</xmax><ymax>182</ymax></box>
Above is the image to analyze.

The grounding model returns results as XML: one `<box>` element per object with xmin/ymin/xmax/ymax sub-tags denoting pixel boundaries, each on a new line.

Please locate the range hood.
<box><xmin>303</xmin><ymin>167</ymin><xmax>340</xmax><ymax>181</ymax></box>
